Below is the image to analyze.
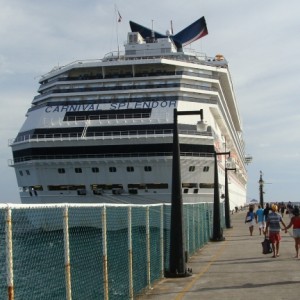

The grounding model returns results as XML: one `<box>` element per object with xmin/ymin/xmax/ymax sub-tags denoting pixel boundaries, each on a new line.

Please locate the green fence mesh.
<box><xmin>0</xmin><ymin>210</ymin><xmax>6</xmax><ymax>298</ymax></box>
<box><xmin>0</xmin><ymin>202</ymin><xmax>224</xmax><ymax>299</ymax></box>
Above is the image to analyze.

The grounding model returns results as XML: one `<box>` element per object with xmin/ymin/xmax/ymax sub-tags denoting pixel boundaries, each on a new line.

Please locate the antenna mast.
<box><xmin>115</xmin><ymin>5</ymin><xmax>121</xmax><ymax>57</ymax></box>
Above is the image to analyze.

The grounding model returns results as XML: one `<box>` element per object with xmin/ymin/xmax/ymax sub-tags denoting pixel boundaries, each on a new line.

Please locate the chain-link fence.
<box><xmin>0</xmin><ymin>202</ymin><xmax>223</xmax><ymax>299</ymax></box>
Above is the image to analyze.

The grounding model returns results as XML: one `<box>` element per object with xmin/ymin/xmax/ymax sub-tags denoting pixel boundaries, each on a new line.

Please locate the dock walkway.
<box><xmin>139</xmin><ymin>210</ymin><xmax>300</xmax><ymax>300</ymax></box>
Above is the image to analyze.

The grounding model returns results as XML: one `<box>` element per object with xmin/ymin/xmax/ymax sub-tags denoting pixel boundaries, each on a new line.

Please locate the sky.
<box><xmin>1</xmin><ymin>0</ymin><xmax>300</xmax><ymax>204</ymax></box>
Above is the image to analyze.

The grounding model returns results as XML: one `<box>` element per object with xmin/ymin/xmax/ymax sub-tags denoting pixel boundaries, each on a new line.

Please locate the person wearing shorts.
<box><xmin>265</xmin><ymin>204</ymin><xmax>287</xmax><ymax>258</ymax></box>
<box><xmin>285</xmin><ymin>206</ymin><xmax>300</xmax><ymax>258</ymax></box>
<box><xmin>255</xmin><ymin>204</ymin><xmax>265</xmax><ymax>235</ymax></box>
<box><xmin>245</xmin><ymin>205</ymin><xmax>256</xmax><ymax>236</ymax></box>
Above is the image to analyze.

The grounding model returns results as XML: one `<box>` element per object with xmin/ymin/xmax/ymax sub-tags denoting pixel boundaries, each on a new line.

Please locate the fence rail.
<box><xmin>0</xmin><ymin>202</ymin><xmax>224</xmax><ymax>299</ymax></box>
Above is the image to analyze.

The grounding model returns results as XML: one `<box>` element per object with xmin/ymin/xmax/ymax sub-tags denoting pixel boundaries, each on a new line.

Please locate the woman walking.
<box><xmin>285</xmin><ymin>206</ymin><xmax>300</xmax><ymax>258</ymax></box>
<box><xmin>245</xmin><ymin>205</ymin><xmax>256</xmax><ymax>236</ymax></box>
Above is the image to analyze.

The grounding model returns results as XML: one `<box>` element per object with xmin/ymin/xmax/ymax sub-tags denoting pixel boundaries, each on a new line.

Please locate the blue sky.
<box><xmin>1</xmin><ymin>0</ymin><xmax>300</xmax><ymax>203</ymax></box>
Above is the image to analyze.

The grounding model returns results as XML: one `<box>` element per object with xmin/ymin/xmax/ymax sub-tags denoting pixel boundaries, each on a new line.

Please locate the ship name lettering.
<box><xmin>45</xmin><ymin>101</ymin><xmax>177</xmax><ymax>113</ymax></box>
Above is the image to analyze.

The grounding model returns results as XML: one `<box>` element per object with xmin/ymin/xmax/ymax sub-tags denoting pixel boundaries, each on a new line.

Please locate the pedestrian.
<box><xmin>245</xmin><ymin>205</ymin><xmax>256</xmax><ymax>236</ymax></box>
<box><xmin>265</xmin><ymin>204</ymin><xmax>287</xmax><ymax>258</ymax></box>
<box><xmin>255</xmin><ymin>204</ymin><xmax>265</xmax><ymax>235</ymax></box>
<box><xmin>263</xmin><ymin>203</ymin><xmax>271</xmax><ymax>234</ymax></box>
<box><xmin>280</xmin><ymin>202</ymin><xmax>285</xmax><ymax>217</ymax></box>
<box><xmin>287</xmin><ymin>201</ymin><xmax>294</xmax><ymax>218</ymax></box>
<box><xmin>285</xmin><ymin>206</ymin><xmax>300</xmax><ymax>258</ymax></box>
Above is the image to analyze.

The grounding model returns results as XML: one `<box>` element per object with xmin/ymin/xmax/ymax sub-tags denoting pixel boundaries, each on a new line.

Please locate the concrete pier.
<box><xmin>139</xmin><ymin>210</ymin><xmax>300</xmax><ymax>300</ymax></box>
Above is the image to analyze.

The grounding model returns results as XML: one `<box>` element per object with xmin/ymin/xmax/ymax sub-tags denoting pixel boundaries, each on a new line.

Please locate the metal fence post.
<box><xmin>160</xmin><ymin>205</ymin><xmax>164</xmax><ymax>279</ymax></box>
<box><xmin>128</xmin><ymin>206</ymin><xmax>133</xmax><ymax>300</ymax></box>
<box><xmin>5</xmin><ymin>206</ymin><xmax>14</xmax><ymax>300</ymax></box>
<box><xmin>192</xmin><ymin>204</ymin><xmax>195</xmax><ymax>253</ymax></box>
<box><xmin>146</xmin><ymin>207</ymin><xmax>151</xmax><ymax>289</ymax></box>
<box><xmin>102</xmin><ymin>206</ymin><xmax>109</xmax><ymax>300</ymax></box>
<box><xmin>63</xmin><ymin>206</ymin><xmax>72</xmax><ymax>300</ymax></box>
<box><xmin>186</xmin><ymin>205</ymin><xmax>189</xmax><ymax>255</ymax></box>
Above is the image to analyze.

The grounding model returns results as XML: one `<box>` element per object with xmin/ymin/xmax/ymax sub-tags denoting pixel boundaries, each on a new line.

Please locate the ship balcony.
<box><xmin>8</xmin><ymin>151</ymin><xmax>214</xmax><ymax>167</ymax></box>
<box><xmin>9</xmin><ymin>129</ymin><xmax>212</xmax><ymax>146</ymax></box>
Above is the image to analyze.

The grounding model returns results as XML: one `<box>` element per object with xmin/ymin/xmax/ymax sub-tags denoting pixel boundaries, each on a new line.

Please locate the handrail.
<box><xmin>33</xmin><ymin>82</ymin><xmax>217</xmax><ymax>102</ymax></box>
<box><xmin>9</xmin><ymin>129</ymin><xmax>212</xmax><ymax>145</ymax></box>
<box><xmin>39</xmin><ymin>51</ymin><xmax>217</xmax><ymax>81</ymax></box>
<box><xmin>8</xmin><ymin>151</ymin><xmax>214</xmax><ymax>166</ymax></box>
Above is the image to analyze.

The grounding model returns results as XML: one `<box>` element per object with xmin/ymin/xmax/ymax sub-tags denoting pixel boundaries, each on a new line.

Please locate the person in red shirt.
<box><xmin>285</xmin><ymin>206</ymin><xmax>300</xmax><ymax>258</ymax></box>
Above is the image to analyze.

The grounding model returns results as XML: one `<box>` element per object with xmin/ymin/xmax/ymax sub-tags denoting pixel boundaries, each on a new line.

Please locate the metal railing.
<box><xmin>8</xmin><ymin>151</ymin><xmax>214</xmax><ymax>166</ymax></box>
<box><xmin>0</xmin><ymin>202</ymin><xmax>220</xmax><ymax>299</ymax></box>
<box><xmin>9</xmin><ymin>128</ymin><xmax>212</xmax><ymax>146</ymax></box>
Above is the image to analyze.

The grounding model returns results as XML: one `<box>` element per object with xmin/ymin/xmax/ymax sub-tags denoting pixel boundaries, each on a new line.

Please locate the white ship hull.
<box><xmin>9</xmin><ymin>17</ymin><xmax>249</xmax><ymax>228</ymax></box>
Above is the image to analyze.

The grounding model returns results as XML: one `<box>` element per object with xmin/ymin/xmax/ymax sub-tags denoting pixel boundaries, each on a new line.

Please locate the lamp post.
<box><xmin>259</xmin><ymin>171</ymin><xmax>264</xmax><ymax>207</ymax></box>
<box><xmin>224</xmin><ymin>167</ymin><xmax>236</xmax><ymax>228</ymax></box>
<box><xmin>211</xmin><ymin>151</ymin><xmax>230</xmax><ymax>241</ymax></box>
<box><xmin>167</xmin><ymin>108</ymin><xmax>204</xmax><ymax>277</ymax></box>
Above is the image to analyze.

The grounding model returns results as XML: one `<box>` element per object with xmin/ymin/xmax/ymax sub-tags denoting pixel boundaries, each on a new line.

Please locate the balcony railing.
<box><xmin>9</xmin><ymin>129</ymin><xmax>212</xmax><ymax>145</ymax></box>
<box><xmin>8</xmin><ymin>151</ymin><xmax>214</xmax><ymax>166</ymax></box>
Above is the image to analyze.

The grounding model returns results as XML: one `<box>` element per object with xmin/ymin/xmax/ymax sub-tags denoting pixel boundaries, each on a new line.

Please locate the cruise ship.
<box><xmin>9</xmin><ymin>17</ymin><xmax>249</xmax><ymax>209</ymax></box>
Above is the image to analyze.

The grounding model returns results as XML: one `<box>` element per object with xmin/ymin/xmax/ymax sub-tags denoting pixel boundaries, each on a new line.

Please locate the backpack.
<box><xmin>262</xmin><ymin>238</ymin><xmax>272</xmax><ymax>254</ymax></box>
<box><xmin>246</xmin><ymin>212</ymin><xmax>253</xmax><ymax>222</ymax></box>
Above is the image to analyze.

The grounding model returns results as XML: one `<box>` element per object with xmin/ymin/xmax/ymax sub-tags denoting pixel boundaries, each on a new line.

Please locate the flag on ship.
<box><xmin>117</xmin><ymin>11</ymin><xmax>122</xmax><ymax>22</ymax></box>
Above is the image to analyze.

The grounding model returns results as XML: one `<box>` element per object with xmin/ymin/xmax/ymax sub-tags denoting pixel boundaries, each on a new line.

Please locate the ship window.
<box><xmin>92</xmin><ymin>184</ymin><xmax>122</xmax><ymax>190</ymax></box>
<box><xmin>129</xmin><ymin>189</ymin><xmax>138</xmax><ymax>195</ymax></box>
<box><xmin>127</xmin><ymin>166</ymin><xmax>134</xmax><ymax>172</ymax></box>
<box><xmin>182</xmin><ymin>183</ymin><xmax>197</xmax><ymax>188</ymax></box>
<box><xmin>48</xmin><ymin>185</ymin><xmax>86</xmax><ymax>191</ymax></box>
<box><xmin>31</xmin><ymin>185</ymin><xmax>43</xmax><ymax>191</ymax></box>
<box><xmin>189</xmin><ymin>166</ymin><xmax>196</xmax><ymax>172</ymax></box>
<box><xmin>144</xmin><ymin>183</ymin><xmax>168</xmax><ymax>189</ymax></box>
<box><xmin>183</xmin><ymin>189</ymin><xmax>189</xmax><ymax>194</ymax></box>
<box><xmin>203</xmin><ymin>166</ymin><xmax>209</xmax><ymax>172</ymax></box>
<box><xmin>19</xmin><ymin>170</ymin><xmax>23</xmax><ymax>176</ymax></box>
<box><xmin>92</xmin><ymin>167</ymin><xmax>99</xmax><ymax>173</ymax></box>
<box><xmin>58</xmin><ymin>168</ymin><xmax>65</xmax><ymax>174</ymax></box>
<box><xmin>144</xmin><ymin>166</ymin><xmax>152</xmax><ymax>172</ymax></box>
<box><xmin>75</xmin><ymin>168</ymin><xmax>82</xmax><ymax>173</ymax></box>
<box><xmin>128</xmin><ymin>183</ymin><xmax>168</xmax><ymax>189</ymax></box>
<box><xmin>199</xmin><ymin>183</ymin><xmax>214</xmax><ymax>189</ymax></box>
<box><xmin>109</xmin><ymin>167</ymin><xmax>117</xmax><ymax>172</ymax></box>
<box><xmin>26</xmin><ymin>170</ymin><xmax>30</xmax><ymax>175</ymax></box>
<box><xmin>193</xmin><ymin>189</ymin><xmax>199</xmax><ymax>194</ymax></box>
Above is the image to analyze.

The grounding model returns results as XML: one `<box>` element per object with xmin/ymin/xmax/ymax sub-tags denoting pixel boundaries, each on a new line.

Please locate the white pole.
<box><xmin>160</xmin><ymin>205</ymin><xmax>164</xmax><ymax>278</ymax></box>
<box><xmin>5</xmin><ymin>206</ymin><xmax>14</xmax><ymax>300</ymax></box>
<box><xmin>186</xmin><ymin>206</ymin><xmax>189</xmax><ymax>255</ymax></box>
<box><xmin>128</xmin><ymin>206</ymin><xmax>133</xmax><ymax>300</ymax></box>
<box><xmin>146</xmin><ymin>207</ymin><xmax>151</xmax><ymax>288</ymax></box>
<box><xmin>63</xmin><ymin>206</ymin><xmax>72</xmax><ymax>300</ymax></box>
<box><xmin>102</xmin><ymin>206</ymin><xmax>109</xmax><ymax>300</ymax></box>
<box><xmin>192</xmin><ymin>204</ymin><xmax>195</xmax><ymax>252</ymax></box>
<box><xmin>197</xmin><ymin>204</ymin><xmax>200</xmax><ymax>247</ymax></box>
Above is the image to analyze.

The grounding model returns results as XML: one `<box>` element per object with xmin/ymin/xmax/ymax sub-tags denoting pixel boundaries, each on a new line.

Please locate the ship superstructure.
<box><xmin>9</xmin><ymin>17</ymin><xmax>248</xmax><ymax>209</ymax></box>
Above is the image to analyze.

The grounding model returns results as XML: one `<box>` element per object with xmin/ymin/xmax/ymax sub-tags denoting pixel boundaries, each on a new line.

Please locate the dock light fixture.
<box><xmin>166</xmin><ymin>108</ymin><xmax>203</xmax><ymax>278</ymax></box>
<box><xmin>259</xmin><ymin>171</ymin><xmax>264</xmax><ymax>207</ymax></box>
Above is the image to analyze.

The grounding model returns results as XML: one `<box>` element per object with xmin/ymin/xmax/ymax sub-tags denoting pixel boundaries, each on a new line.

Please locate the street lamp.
<box><xmin>166</xmin><ymin>108</ymin><xmax>203</xmax><ymax>278</ymax></box>
<box><xmin>259</xmin><ymin>171</ymin><xmax>264</xmax><ymax>207</ymax></box>
<box><xmin>211</xmin><ymin>151</ymin><xmax>230</xmax><ymax>241</ymax></box>
<box><xmin>224</xmin><ymin>167</ymin><xmax>236</xmax><ymax>228</ymax></box>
